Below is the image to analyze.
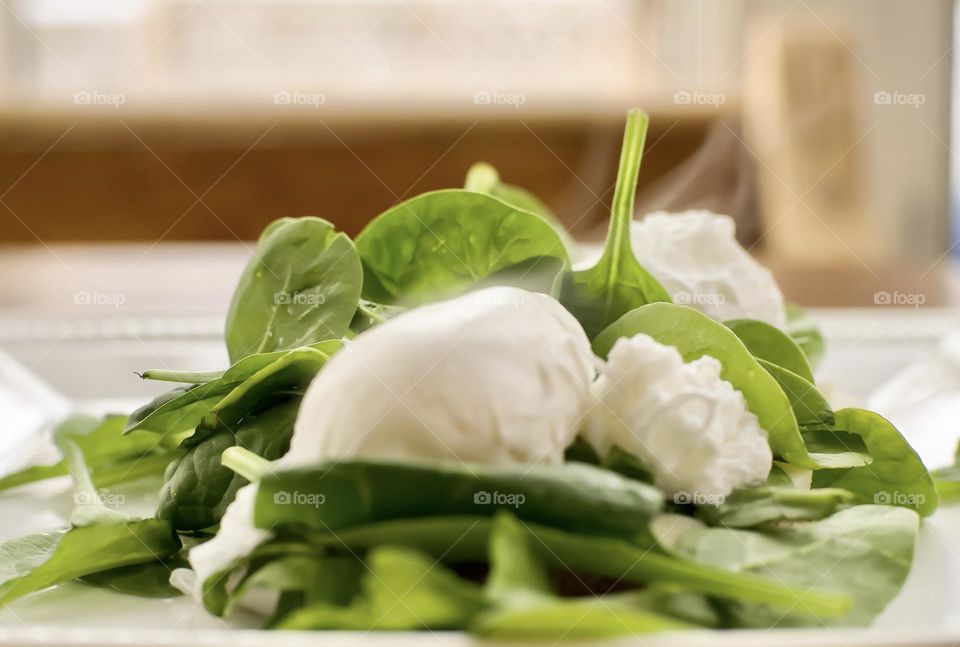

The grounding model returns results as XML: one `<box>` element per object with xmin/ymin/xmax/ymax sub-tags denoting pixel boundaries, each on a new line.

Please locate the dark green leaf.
<box><xmin>726</xmin><ymin>318</ymin><xmax>814</xmax><ymax>382</ymax></box>
<box><xmin>158</xmin><ymin>400</ymin><xmax>299</xmax><ymax>531</ymax></box>
<box><xmin>253</xmin><ymin>460</ymin><xmax>663</xmax><ymax>538</ymax></box>
<box><xmin>812</xmin><ymin>408</ymin><xmax>938</xmax><ymax>516</ymax></box>
<box><xmin>225</xmin><ymin>217</ymin><xmax>362</xmax><ymax>362</ymax></box>
<box><xmin>0</xmin><ymin>519</ymin><xmax>180</xmax><ymax>604</ymax></box>
<box><xmin>355</xmin><ymin>189</ymin><xmax>568</xmax><ymax>306</ymax></box>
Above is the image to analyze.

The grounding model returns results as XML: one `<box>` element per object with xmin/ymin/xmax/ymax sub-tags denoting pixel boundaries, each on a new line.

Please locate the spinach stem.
<box><xmin>603</xmin><ymin>109</ymin><xmax>648</xmax><ymax>262</ymax></box>
<box><xmin>139</xmin><ymin>369</ymin><xmax>224</xmax><ymax>384</ymax></box>
<box><xmin>222</xmin><ymin>446</ymin><xmax>272</xmax><ymax>482</ymax></box>
<box><xmin>464</xmin><ymin>162</ymin><xmax>499</xmax><ymax>193</ymax></box>
<box><xmin>357</xmin><ymin>303</ymin><xmax>386</xmax><ymax>324</ymax></box>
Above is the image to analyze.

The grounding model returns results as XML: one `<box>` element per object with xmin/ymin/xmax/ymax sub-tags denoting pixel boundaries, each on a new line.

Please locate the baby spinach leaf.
<box><xmin>77</xmin><ymin>553</ymin><xmax>187</xmax><ymax>598</ymax></box>
<box><xmin>727</xmin><ymin>318</ymin><xmax>814</xmax><ymax>382</ymax></box>
<box><xmin>785</xmin><ymin>303</ymin><xmax>825</xmax><ymax>370</ymax></box>
<box><xmin>758</xmin><ymin>359</ymin><xmax>833</xmax><ymax>432</ymax></box>
<box><xmin>471</xmin><ymin>512</ymin><xmax>692</xmax><ymax>639</ymax></box>
<box><xmin>699</xmin><ymin>483</ymin><xmax>855</xmax><ymax>528</ymax></box>
<box><xmin>594</xmin><ymin>302</ymin><xmax>820</xmax><ymax>469</ymax></box>
<box><xmin>0</xmin><ymin>415</ymin><xmax>173</xmax><ymax>493</ymax></box>
<box><xmin>276</xmin><ymin>546</ymin><xmax>486</xmax><ymax>630</ymax></box>
<box><xmin>0</xmin><ymin>519</ymin><xmax>180</xmax><ymax>604</ymax></box>
<box><xmin>127</xmin><ymin>341</ymin><xmax>339</xmax><ymax>438</ymax></box>
<box><xmin>559</xmin><ymin>109</ymin><xmax>671</xmax><ymax>338</ymax></box>
<box><xmin>225</xmin><ymin>217</ymin><xmax>362</xmax><ymax>362</ymax></box>
<box><xmin>158</xmin><ymin>399</ymin><xmax>299</xmax><ymax>531</ymax></box>
<box><xmin>812</xmin><ymin>408</ymin><xmax>938</xmax><ymax>517</ymax></box>
<box><xmin>300</xmin><ymin>515</ymin><xmax>849</xmax><ymax>617</ymax></box>
<box><xmin>355</xmin><ymin>189</ymin><xmax>568</xmax><ymax>305</ymax></box>
<box><xmin>464</xmin><ymin>162</ymin><xmax>558</xmax><ymax>225</ymax></box>
<box><xmin>236</xmin><ymin>555</ymin><xmax>363</xmax><ymax>626</ymax></box>
<box><xmin>199</xmin><ymin>346</ymin><xmax>333</xmax><ymax>433</ymax></box>
<box><xmin>253</xmin><ymin>460</ymin><xmax>663</xmax><ymax>538</ymax></box>
<box><xmin>653</xmin><ymin>505</ymin><xmax>920</xmax><ymax>627</ymax></box>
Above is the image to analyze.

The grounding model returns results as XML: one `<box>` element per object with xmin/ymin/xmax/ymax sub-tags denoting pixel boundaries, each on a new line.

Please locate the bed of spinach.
<box><xmin>0</xmin><ymin>108</ymin><xmax>940</xmax><ymax>639</ymax></box>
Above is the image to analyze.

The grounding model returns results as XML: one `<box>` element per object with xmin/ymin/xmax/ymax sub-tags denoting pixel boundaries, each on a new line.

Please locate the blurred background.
<box><xmin>0</xmin><ymin>0</ymin><xmax>955</xmax><ymax>316</ymax></box>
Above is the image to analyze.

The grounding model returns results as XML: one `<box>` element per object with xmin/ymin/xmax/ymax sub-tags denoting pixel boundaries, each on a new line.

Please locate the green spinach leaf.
<box><xmin>355</xmin><ymin>189</ymin><xmax>568</xmax><ymax>305</ymax></box>
<box><xmin>812</xmin><ymin>408</ymin><xmax>938</xmax><ymax>516</ymax></box>
<box><xmin>932</xmin><ymin>440</ymin><xmax>960</xmax><ymax>502</ymax></box>
<box><xmin>727</xmin><ymin>318</ymin><xmax>814</xmax><ymax>382</ymax></box>
<box><xmin>559</xmin><ymin>109</ymin><xmax>671</xmax><ymax>338</ymax></box>
<box><xmin>158</xmin><ymin>399</ymin><xmax>299</xmax><ymax>531</ymax></box>
<box><xmin>77</xmin><ymin>553</ymin><xmax>187</xmax><ymax>598</ymax></box>
<box><xmin>225</xmin><ymin>217</ymin><xmax>362</xmax><ymax>362</ymax></box>
<box><xmin>253</xmin><ymin>460</ymin><xmax>663</xmax><ymax>538</ymax></box>
<box><xmin>298</xmin><ymin>515</ymin><xmax>849</xmax><ymax>617</ymax></box>
<box><xmin>275</xmin><ymin>546</ymin><xmax>486</xmax><ymax>630</ymax></box>
<box><xmin>653</xmin><ymin>505</ymin><xmax>919</xmax><ymax>627</ymax></box>
<box><xmin>0</xmin><ymin>519</ymin><xmax>180</xmax><ymax>604</ymax></box>
<box><xmin>0</xmin><ymin>415</ymin><xmax>174</xmax><ymax>493</ymax></box>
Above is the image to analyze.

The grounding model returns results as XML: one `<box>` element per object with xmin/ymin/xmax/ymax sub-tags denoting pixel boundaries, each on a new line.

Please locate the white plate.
<box><xmin>1</xmin><ymin>309</ymin><xmax>959</xmax><ymax>646</ymax></box>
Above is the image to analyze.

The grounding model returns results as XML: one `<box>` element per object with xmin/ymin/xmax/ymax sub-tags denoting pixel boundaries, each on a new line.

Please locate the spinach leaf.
<box><xmin>158</xmin><ymin>399</ymin><xmax>299</xmax><ymax>531</ymax></box>
<box><xmin>727</xmin><ymin>318</ymin><xmax>814</xmax><ymax>382</ymax></box>
<box><xmin>758</xmin><ymin>359</ymin><xmax>833</xmax><ymax>432</ymax></box>
<box><xmin>253</xmin><ymin>460</ymin><xmax>663</xmax><ymax>538</ymax></box>
<box><xmin>559</xmin><ymin>109</ymin><xmax>671</xmax><ymax>338</ymax></box>
<box><xmin>275</xmin><ymin>546</ymin><xmax>486</xmax><ymax>630</ymax></box>
<box><xmin>0</xmin><ymin>519</ymin><xmax>180</xmax><ymax>604</ymax></box>
<box><xmin>0</xmin><ymin>415</ymin><xmax>174</xmax><ymax>493</ymax></box>
<box><xmin>298</xmin><ymin>515</ymin><xmax>849</xmax><ymax>617</ymax></box>
<box><xmin>225</xmin><ymin>217</ymin><xmax>362</xmax><ymax>363</ymax></box>
<box><xmin>127</xmin><ymin>341</ymin><xmax>339</xmax><ymax>438</ymax></box>
<box><xmin>77</xmin><ymin>553</ymin><xmax>187</xmax><ymax>598</ymax></box>
<box><xmin>235</xmin><ymin>555</ymin><xmax>363</xmax><ymax>626</ymax></box>
<box><xmin>355</xmin><ymin>189</ymin><xmax>568</xmax><ymax>305</ymax></box>
<box><xmin>593</xmin><ymin>302</ymin><xmax>822</xmax><ymax>469</ymax></box>
<box><xmin>699</xmin><ymin>483</ymin><xmax>855</xmax><ymax>528</ymax></box>
<box><xmin>785</xmin><ymin>303</ymin><xmax>825</xmax><ymax>370</ymax></box>
<box><xmin>199</xmin><ymin>346</ymin><xmax>332</xmax><ymax>432</ymax></box>
<box><xmin>652</xmin><ymin>505</ymin><xmax>920</xmax><ymax>627</ymax></box>
<box><xmin>472</xmin><ymin>513</ymin><xmax>690</xmax><ymax>639</ymax></box>
<box><xmin>812</xmin><ymin>408</ymin><xmax>938</xmax><ymax>516</ymax></box>
<box><xmin>463</xmin><ymin>162</ymin><xmax>572</xmax><ymax>252</ymax></box>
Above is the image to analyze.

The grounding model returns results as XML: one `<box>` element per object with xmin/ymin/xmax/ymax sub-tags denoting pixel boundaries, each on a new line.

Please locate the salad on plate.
<box><xmin>0</xmin><ymin>109</ymin><xmax>940</xmax><ymax>640</ymax></box>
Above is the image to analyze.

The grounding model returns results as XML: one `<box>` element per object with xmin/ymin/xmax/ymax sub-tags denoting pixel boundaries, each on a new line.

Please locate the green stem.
<box><xmin>63</xmin><ymin>440</ymin><xmax>100</xmax><ymax>506</ymax></box>
<box><xmin>357</xmin><ymin>303</ymin><xmax>386</xmax><ymax>325</ymax></box>
<box><xmin>464</xmin><ymin>162</ymin><xmax>499</xmax><ymax>194</ymax></box>
<box><xmin>139</xmin><ymin>369</ymin><xmax>224</xmax><ymax>384</ymax></box>
<box><xmin>222</xmin><ymin>446</ymin><xmax>272</xmax><ymax>482</ymax></box>
<box><xmin>603</xmin><ymin>109</ymin><xmax>649</xmax><ymax>261</ymax></box>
